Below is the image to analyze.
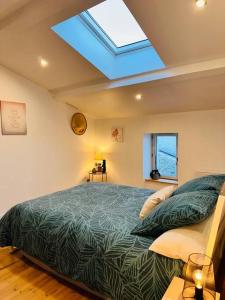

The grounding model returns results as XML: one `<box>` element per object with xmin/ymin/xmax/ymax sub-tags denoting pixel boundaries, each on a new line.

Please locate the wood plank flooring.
<box><xmin>0</xmin><ymin>248</ymin><xmax>99</xmax><ymax>300</ymax></box>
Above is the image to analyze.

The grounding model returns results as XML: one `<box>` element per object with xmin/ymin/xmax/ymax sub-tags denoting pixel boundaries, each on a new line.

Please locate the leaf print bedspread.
<box><xmin>0</xmin><ymin>183</ymin><xmax>183</xmax><ymax>300</ymax></box>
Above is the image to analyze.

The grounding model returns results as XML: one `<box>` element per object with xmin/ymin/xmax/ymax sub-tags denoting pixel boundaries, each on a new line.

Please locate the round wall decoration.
<box><xmin>71</xmin><ymin>112</ymin><xmax>87</xmax><ymax>135</ymax></box>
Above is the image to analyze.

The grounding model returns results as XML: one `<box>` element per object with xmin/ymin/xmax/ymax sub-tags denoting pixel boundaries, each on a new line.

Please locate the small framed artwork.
<box><xmin>111</xmin><ymin>127</ymin><xmax>123</xmax><ymax>142</ymax></box>
<box><xmin>0</xmin><ymin>101</ymin><xmax>27</xmax><ymax>135</ymax></box>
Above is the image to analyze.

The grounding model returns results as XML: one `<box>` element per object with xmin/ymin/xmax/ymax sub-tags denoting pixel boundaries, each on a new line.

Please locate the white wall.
<box><xmin>94</xmin><ymin>109</ymin><xmax>225</xmax><ymax>190</ymax></box>
<box><xmin>0</xmin><ymin>65</ymin><xmax>95</xmax><ymax>215</ymax></box>
<box><xmin>1</xmin><ymin>64</ymin><xmax>225</xmax><ymax>216</ymax></box>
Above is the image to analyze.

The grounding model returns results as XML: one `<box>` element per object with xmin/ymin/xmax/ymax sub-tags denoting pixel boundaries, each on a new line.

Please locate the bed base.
<box><xmin>20</xmin><ymin>250</ymin><xmax>112</xmax><ymax>300</ymax></box>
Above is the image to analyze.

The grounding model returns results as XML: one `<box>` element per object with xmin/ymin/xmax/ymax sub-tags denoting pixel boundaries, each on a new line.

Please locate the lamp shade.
<box><xmin>95</xmin><ymin>151</ymin><xmax>104</xmax><ymax>160</ymax></box>
<box><xmin>182</xmin><ymin>253</ymin><xmax>215</xmax><ymax>300</ymax></box>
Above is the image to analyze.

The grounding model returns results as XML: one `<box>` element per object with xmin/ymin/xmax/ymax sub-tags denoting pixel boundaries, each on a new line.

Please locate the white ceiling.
<box><xmin>125</xmin><ymin>0</ymin><xmax>225</xmax><ymax>66</ymax></box>
<box><xmin>0</xmin><ymin>0</ymin><xmax>225</xmax><ymax>118</ymax></box>
<box><xmin>0</xmin><ymin>0</ymin><xmax>31</xmax><ymax>21</ymax></box>
<box><xmin>0</xmin><ymin>0</ymin><xmax>104</xmax><ymax>90</ymax></box>
<box><xmin>59</xmin><ymin>71</ymin><xmax>225</xmax><ymax>118</ymax></box>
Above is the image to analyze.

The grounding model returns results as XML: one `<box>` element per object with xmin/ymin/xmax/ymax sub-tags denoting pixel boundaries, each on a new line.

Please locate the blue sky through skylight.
<box><xmin>88</xmin><ymin>0</ymin><xmax>148</xmax><ymax>48</ymax></box>
<box><xmin>51</xmin><ymin>0</ymin><xmax>165</xmax><ymax>79</ymax></box>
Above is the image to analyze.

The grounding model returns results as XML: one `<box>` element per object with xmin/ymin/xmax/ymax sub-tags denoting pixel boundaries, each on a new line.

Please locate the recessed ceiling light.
<box><xmin>135</xmin><ymin>94</ymin><xmax>142</xmax><ymax>101</ymax></box>
<box><xmin>195</xmin><ymin>0</ymin><xmax>207</xmax><ymax>8</ymax></box>
<box><xmin>39</xmin><ymin>57</ymin><xmax>49</xmax><ymax>68</ymax></box>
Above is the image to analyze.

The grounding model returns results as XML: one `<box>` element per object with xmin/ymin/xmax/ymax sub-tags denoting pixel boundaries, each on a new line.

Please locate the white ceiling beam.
<box><xmin>53</xmin><ymin>57</ymin><xmax>225</xmax><ymax>100</ymax></box>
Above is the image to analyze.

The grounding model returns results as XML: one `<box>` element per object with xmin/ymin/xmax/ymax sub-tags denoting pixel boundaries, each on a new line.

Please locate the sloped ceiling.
<box><xmin>0</xmin><ymin>0</ymin><xmax>104</xmax><ymax>90</ymax></box>
<box><xmin>0</xmin><ymin>0</ymin><xmax>225</xmax><ymax>117</ymax></box>
<box><xmin>0</xmin><ymin>0</ymin><xmax>31</xmax><ymax>21</ymax></box>
<box><xmin>125</xmin><ymin>0</ymin><xmax>225</xmax><ymax>65</ymax></box>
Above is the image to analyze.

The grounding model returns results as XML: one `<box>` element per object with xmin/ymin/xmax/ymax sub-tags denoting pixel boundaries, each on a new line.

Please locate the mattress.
<box><xmin>0</xmin><ymin>183</ymin><xmax>184</xmax><ymax>300</ymax></box>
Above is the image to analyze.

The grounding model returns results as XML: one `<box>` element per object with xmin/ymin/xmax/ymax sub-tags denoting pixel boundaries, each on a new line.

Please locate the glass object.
<box><xmin>156</xmin><ymin>135</ymin><xmax>177</xmax><ymax>178</ymax></box>
<box><xmin>182</xmin><ymin>253</ymin><xmax>215</xmax><ymax>300</ymax></box>
<box><xmin>88</xmin><ymin>0</ymin><xmax>147</xmax><ymax>47</ymax></box>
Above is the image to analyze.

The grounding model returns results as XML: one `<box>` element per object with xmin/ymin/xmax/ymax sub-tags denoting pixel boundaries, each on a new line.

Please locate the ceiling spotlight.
<box><xmin>135</xmin><ymin>94</ymin><xmax>142</xmax><ymax>101</ymax></box>
<box><xmin>195</xmin><ymin>0</ymin><xmax>207</xmax><ymax>8</ymax></box>
<box><xmin>39</xmin><ymin>57</ymin><xmax>49</xmax><ymax>68</ymax></box>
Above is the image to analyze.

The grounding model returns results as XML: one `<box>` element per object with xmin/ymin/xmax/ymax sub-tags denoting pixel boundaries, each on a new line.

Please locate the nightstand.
<box><xmin>162</xmin><ymin>277</ymin><xmax>220</xmax><ymax>300</ymax></box>
<box><xmin>88</xmin><ymin>171</ymin><xmax>107</xmax><ymax>182</ymax></box>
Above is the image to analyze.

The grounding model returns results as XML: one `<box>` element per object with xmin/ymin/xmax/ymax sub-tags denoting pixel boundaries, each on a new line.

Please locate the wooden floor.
<box><xmin>0</xmin><ymin>247</ymin><xmax>225</xmax><ymax>300</ymax></box>
<box><xmin>0</xmin><ymin>248</ymin><xmax>99</xmax><ymax>300</ymax></box>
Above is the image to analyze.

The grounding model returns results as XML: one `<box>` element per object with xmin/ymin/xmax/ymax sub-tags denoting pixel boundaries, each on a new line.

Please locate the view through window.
<box><xmin>152</xmin><ymin>134</ymin><xmax>178</xmax><ymax>179</ymax></box>
<box><xmin>88</xmin><ymin>0</ymin><xmax>148</xmax><ymax>47</ymax></box>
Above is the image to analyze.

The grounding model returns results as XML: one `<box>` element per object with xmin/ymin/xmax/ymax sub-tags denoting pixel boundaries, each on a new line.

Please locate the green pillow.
<box><xmin>173</xmin><ymin>174</ymin><xmax>225</xmax><ymax>196</ymax></box>
<box><xmin>131</xmin><ymin>190</ymin><xmax>218</xmax><ymax>237</ymax></box>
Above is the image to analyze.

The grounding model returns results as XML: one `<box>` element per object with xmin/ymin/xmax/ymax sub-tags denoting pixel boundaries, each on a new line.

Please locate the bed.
<box><xmin>0</xmin><ymin>183</ymin><xmax>183</xmax><ymax>299</ymax></box>
<box><xmin>0</xmin><ymin>179</ymin><xmax>224</xmax><ymax>300</ymax></box>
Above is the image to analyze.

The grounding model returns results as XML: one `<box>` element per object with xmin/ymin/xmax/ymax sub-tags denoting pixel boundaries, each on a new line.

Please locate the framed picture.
<box><xmin>111</xmin><ymin>127</ymin><xmax>123</xmax><ymax>142</ymax></box>
<box><xmin>0</xmin><ymin>101</ymin><xmax>27</xmax><ymax>135</ymax></box>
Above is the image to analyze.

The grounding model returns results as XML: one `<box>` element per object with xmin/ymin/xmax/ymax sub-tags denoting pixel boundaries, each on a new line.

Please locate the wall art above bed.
<box><xmin>0</xmin><ymin>101</ymin><xmax>27</xmax><ymax>135</ymax></box>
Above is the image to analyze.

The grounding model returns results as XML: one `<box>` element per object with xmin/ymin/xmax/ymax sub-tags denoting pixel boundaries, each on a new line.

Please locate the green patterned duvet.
<box><xmin>0</xmin><ymin>183</ymin><xmax>183</xmax><ymax>299</ymax></box>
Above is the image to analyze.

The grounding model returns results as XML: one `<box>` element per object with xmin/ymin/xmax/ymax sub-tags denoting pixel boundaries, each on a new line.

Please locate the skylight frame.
<box><xmin>80</xmin><ymin>11</ymin><xmax>151</xmax><ymax>56</ymax></box>
<box><xmin>51</xmin><ymin>5</ymin><xmax>165</xmax><ymax>80</ymax></box>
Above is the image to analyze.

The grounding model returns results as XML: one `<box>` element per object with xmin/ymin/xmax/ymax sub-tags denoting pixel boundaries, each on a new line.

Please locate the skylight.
<box><xmin>88</xmin><ymin>0</ymin><xmax>147</xmax><ymax>48</ymax></box>
<box><xmin>51</xmin><ymin>0</ymin><xmax>165</xmax><ymax>79</ymax></box>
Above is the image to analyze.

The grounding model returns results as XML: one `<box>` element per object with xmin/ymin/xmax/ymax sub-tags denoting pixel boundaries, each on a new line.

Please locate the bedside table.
<box><xmin>162</xmin><ymin>277</ymin><xmax>220</xmax><ymax>300</ymax></box>
<box><xmin>88</xmin><ymin>171</ymin><xmax>107</xmax><ymax>182</ymax></box>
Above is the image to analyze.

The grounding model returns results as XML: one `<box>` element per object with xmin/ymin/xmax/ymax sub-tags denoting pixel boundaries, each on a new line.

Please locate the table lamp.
<box><xmin>182</xmin><ymin>253</ymin><xmax>215</xmax><ymax>300</ymax></box>
<box><xmin>94</xmin><ymin>151</ymin><xmax>106</xmax><ymax>173</ymax></box>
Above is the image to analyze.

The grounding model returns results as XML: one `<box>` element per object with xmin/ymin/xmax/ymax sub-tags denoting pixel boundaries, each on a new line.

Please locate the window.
<box><xmin>52</xmin><ymin>0</ymin><xmax>165</xmax><ymax>79</ymax></box>
<box><xmin>151</xmin><ymin>134</ymin><xmax>178</xmax><ymax>179</ymax></box>
<box><xmin>87</xmin><ymin>0</ymin><xmax>148</xmax><ymax>48</ymax></box>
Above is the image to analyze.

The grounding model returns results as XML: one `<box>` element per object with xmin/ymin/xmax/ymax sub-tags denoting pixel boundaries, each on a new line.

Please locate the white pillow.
<box><xmin>149</xmin><ymin>213</ymin><xmax>214</xmax><ymax>263</ymax></box>
<box><xmin>139</xmin><ymin>185</ymin><xmax>176</xmax><ymax>220</ymax></box>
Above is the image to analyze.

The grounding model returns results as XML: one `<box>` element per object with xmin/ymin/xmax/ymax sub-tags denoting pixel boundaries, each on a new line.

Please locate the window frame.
<box><xmin>80</xmin><ymin>11</ymin><xmax>151</xmax><ymax>56</ymax></box>
<box><xmin>151</xmin><ymin>133</ymin><xmax>178</xmax><ymax>180</ymax></box>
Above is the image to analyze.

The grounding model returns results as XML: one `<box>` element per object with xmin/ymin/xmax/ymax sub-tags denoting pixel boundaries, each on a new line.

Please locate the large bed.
<box><xmin>0</xmin><ymin>183</ymin><xmax>184</xmax><ymax>300</ymax></box>
<box><xmin>1</xmin><ymin>176</ymin><xmax>225</xmax><ymax>300</ymax></box>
